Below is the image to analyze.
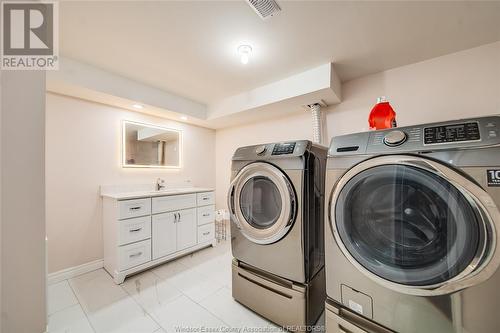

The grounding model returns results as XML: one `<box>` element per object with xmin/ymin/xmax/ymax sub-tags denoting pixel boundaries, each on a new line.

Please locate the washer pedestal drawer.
<box><xmin>325</xmin><ymin>299</ymin><xmax>393</xmax><ymax>333</ymax></box>
<box><xmin>232</xmin><ymin>260</ymin><xmax>324</xmax><ymax>330</ymax></box>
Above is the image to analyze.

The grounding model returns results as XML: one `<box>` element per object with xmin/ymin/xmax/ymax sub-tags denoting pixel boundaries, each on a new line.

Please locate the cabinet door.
<box><xmin>152</xmin><ymin>212</ymin><xmax>177</xmax><ymax>260</ymax></box>
<box><xmin>176</xmin><ymin>208</ymin><xmax>197</xmax><ymax>251</ymax></box>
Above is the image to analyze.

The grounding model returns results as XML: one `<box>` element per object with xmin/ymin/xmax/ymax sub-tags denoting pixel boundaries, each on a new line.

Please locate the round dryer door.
<box><xmin>229</xmin><ymin>162</ymin><xmax>297</xmax><ymax>244</ymax></box>
<box><xmin>330</xmin><ymin>155</ymin><xmax>500</xmax><ymax>296</ymax></box>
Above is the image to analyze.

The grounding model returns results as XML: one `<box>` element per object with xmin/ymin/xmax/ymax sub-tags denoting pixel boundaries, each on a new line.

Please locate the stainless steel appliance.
<box><xmin>228</xmin><ymin>140</ymin><xmax>327</xmax><ymax>328</ymax></box>
<box><xmin>325</xmin><ymin>116</ymin><xmax>500</xmax><ymax>333</ymax></box>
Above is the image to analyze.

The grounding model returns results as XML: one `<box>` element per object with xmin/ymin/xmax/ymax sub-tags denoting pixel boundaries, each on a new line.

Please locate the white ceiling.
<box><xmin>60</xmin><ymin>1</ymin><xmax>500</xmax><ymax>106</ymax></box>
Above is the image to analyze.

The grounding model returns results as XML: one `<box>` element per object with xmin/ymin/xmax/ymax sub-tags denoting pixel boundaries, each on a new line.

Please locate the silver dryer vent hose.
<box><xmin>310</xmin><ymin>103</ymin><xmax>322</xmax><ymax>144</ymax></box>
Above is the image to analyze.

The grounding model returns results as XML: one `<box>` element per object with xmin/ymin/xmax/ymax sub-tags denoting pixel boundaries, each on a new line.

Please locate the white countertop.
<box><xmin>101</xmin><ymin>187</ymin><xmax>214</xmax><ymax>200</ymax></box>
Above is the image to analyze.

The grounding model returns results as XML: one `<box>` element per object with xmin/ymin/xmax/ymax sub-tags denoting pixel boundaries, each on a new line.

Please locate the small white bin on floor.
<box><xmin>215</xmin><ymin>209</ymin><xmax>228</xmax><ymax>242</ymax></box>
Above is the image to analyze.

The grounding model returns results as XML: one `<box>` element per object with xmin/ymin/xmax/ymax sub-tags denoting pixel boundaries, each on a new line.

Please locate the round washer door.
<box><xmin>229</xmin><ymin>162</ymin><xmax>297</xmax><ymax>245</ymax></box>
<box><xmin>330</xmin><ymin>155</ymin><xmax>500</xmax><ymax>295</ymax></box>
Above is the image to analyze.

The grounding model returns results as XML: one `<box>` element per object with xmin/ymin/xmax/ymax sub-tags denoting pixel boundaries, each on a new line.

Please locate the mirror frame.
<box><xmin>122</xmin><ymin>120</ymin><xmax>182</xmax><ymax>169</ymax></box>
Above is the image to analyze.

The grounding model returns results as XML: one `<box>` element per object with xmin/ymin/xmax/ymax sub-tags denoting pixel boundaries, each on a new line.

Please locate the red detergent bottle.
<box><xmin>369</xmin><ymin>96</ymin><xmax>397</xmax><ymax>130</ymax></box>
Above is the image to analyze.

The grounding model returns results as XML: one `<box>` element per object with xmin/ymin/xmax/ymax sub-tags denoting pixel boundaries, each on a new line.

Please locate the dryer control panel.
<box><xmin>232</xmin><ymin>140</ymin><xmax>311</xmax><ymax>160</ymax></box>
<box><xmin>272</xmin><ymin>142</ymin><xmax>296</xmax><ymax>155</ymax></box>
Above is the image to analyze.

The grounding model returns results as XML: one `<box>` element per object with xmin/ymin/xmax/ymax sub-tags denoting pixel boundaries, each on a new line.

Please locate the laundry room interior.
<box><xmin>1</xmin><ymin>1</ymin><xmax>500</xmax><ymax>333</ymax></box>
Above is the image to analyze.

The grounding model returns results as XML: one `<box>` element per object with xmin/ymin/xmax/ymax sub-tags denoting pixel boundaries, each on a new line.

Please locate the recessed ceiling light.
<box><xmin>180</xmin><ymin>116</ymin><xmax>188</xmax><ymax>121</ymax></box>
<box><xmin>237</xmin><ymin>45</ymin><xmax>252</xmax><ymax>65</ymax></box>
<box><xmin>132</xmin><ymin>104</ymin><xmax>144</xmax><ymax>109</ymax></box>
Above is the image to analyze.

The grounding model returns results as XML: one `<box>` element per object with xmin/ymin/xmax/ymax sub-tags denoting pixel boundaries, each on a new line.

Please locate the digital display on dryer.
<box><xmin>272</xmin><ymin>142</ymin><xmax>296</xmax><ymax>155</ymax></box>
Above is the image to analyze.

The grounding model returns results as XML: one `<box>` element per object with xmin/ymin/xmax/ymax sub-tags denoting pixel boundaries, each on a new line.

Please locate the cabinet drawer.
<box><xmin>118</xmin><ymin>239</ymin><xmax>151</xmax><ymax>271</ymax></box>
<box><xmin>197</xmin><ymin>205</ymin><xmax>215</xmax><ymax>226</ymax></box>
<box><xmin>118</xmin><ymin>198</ymin><xmax>151</xmax><ymax>220</ymax></box>
<box><xmin>152</xmin><ymin>194</ymin><xmax>197</xmax><ymax>214</ymax></box>
<box><xmin>198</xmin><ymin>223</ymin><xmax>215</xmax><ymax>244</ymax></box>
<box><xmin>118</xmin><ymin>216</ymin><xmax>151</xmax><ymax>246</ymax></box>
<box><xmin>197</xmin><ymin>192</ymin><xmax>214</xmax><ymax>206</ymax></box>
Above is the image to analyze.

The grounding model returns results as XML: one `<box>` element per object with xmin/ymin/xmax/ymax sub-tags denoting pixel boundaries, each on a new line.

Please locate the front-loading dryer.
<box><xmin>228</xmin><ymin>140</ymin><xmax>326</xmax><ymax>329</ymax></box>
<box><xmin>324</xmin><ymin>116</ymin><xmax>500</xmax><ymax>333</ymax></box>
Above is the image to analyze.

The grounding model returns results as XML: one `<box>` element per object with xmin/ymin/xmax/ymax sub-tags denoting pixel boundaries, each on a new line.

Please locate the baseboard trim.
<box><xmin>48</xmin><ymin>259</ymin><xmax>104</xmax><ymax>285</ymax></box>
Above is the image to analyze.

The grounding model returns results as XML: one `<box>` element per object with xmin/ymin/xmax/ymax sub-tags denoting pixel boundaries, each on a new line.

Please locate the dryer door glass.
<box><xmin>231</xmin><ymin>162</ymin><xmax>297</xmax><ymax>245</ymax></box>
<box><xmin>335</xmin><ymin>164</ymin><xmax>481</xmax><ymax>286</ymax></box>
<box><xmin>240</xmin><ymin>176</ymin><xmax>282</xmax><ymax>229</ymax></box>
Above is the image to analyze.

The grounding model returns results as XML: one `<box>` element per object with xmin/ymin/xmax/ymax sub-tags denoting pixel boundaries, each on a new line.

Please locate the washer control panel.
<box><xmin>424</xmin><ymin>122</ymin><xmax>480</xmax><ymax>144</ymax></box>
<box><xmin>328</xmin><ymin>116</ymin><xmax>500</xmax><ymax>156</ymax></box>
<box><xmin>272</xmin><ymin>142</ymin><xmax>296</xmax><ymax>155</ymax></box>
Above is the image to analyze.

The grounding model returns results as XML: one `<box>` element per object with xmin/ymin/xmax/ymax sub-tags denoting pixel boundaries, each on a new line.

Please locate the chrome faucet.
<box><xmin>156</xmin><ymin>178</ymin><xmax>166</xmax><ymax>191</ymax></box>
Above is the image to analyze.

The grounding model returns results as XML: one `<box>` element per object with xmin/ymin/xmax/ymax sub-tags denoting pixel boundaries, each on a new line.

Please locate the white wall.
<box><xmin>46</xmin><ymin>93</ymin><xmax>216</xmax><ymax>273</ymax></box>
<box><xmin>215</xmin><ymin>41</ymin><xmax>500</xmax><ymax>209</ymax></box>
<box><xmin>1</xmin><ymin>71</ymin><xmax>47</xmax><ymax>333</ymax></box>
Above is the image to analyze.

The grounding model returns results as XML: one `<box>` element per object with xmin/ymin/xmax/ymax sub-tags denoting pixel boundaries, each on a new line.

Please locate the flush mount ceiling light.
<box><xmin>237</xmin><ymin>45</ymin><xmax>252</xmax><ymax>65</ymax></box>
<box><xmin>180</xmin><ymin>116</ymin><xmax>188</xmax><ymax>121</ymax></box>
<box><xmin>132</xmin><ymin>104</ymin><xmax>144</xmax><ymax>109</ymax></box>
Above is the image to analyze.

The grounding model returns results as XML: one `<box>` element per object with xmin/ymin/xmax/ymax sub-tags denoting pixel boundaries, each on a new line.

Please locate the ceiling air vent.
<box><xmin>245</xmin><ymin>0</ymin><xmax>281</xmax><ymax>20</ymax></box>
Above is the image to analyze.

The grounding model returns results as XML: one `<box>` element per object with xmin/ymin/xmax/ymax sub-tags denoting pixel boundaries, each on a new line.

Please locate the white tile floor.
<box><xmin>48</xmin><ymin>240</ymin><xmax>324</xmax><ymax>333</ymax></box>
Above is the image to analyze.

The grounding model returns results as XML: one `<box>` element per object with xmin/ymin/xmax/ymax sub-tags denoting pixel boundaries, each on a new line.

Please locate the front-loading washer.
<box><xmin>228</xmin><ymin>140</ymin><xmax>326</xmax><ymax>329</ymax></box>
<box><xmin>324</xmin><ymin>116</ymin><xmax>500</xmax><ymax>333</ymax></box>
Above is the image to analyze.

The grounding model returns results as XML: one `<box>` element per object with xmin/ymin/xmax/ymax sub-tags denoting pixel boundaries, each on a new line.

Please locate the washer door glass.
<box><xmin>240</xmin><ymin>176</ymin><xmax>282</xmax><ymax>229</ymax></box>
<box><xmin>335</xmin><ymin>164</ymin><xmax>480</xmax><ymax>286</ymax></box>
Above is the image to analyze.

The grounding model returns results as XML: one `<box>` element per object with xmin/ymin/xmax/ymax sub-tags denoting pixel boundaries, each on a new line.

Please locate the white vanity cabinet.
<box><xmin>102</xmin><ymin>189</ymin><xmax>215</xmax><ymax>284</ymax></box>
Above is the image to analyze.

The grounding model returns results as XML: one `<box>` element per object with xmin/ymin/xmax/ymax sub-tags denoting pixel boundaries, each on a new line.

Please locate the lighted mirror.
<box><xmin>122</xmin><ymin>121</ymin><xmax>181</xmax><ymax>168</ymax></box>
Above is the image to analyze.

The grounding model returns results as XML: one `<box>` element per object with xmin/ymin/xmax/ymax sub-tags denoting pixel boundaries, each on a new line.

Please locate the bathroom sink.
<box><xmin>149</xmin><ymin>189</ymin><xmax>182</xmax><ymax>195</ymax></box>
<box><xmin>149</xmin><ymin>187</ymin><xmax>200</xmax><ymax>195</ymax></box>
